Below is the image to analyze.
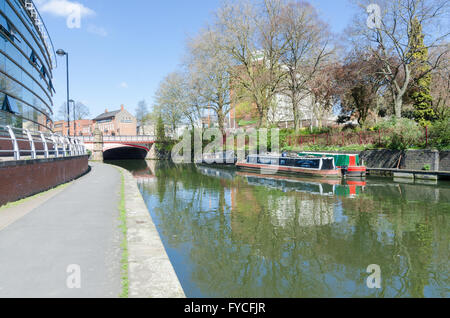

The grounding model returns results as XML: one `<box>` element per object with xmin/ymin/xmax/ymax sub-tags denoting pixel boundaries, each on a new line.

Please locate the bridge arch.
<box><xmin>103</xmin><ymin>144</ymin><xmax>150</xmax><ymax>160</ymax></box>
<box><xmin>80</xmin><ymin>136</ymin><xmax>157</xmax><ymax>161</ymax></box>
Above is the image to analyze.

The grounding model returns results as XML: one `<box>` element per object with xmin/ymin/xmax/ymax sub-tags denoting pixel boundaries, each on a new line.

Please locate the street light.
<box><xmin>69</xmin><ymin>99</ymin><xmax>75</xmax><ymax>136</ymax></box>
<box><xmin>56</xmin><ymin>49</ymin><xmax>70</xmax><ymax>136</ymax></box>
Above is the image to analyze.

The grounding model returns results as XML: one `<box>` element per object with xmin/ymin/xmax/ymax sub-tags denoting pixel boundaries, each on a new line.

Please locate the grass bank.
<box><xmin>118</xmin><ymin>171</ymin><xmax>129</xmax><ymax>298</ymax></box>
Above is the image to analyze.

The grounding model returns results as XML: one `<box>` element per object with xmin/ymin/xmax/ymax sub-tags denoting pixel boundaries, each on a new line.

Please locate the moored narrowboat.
<box><xmin>297</xmin><ymin>152</ymin><xmax>367</xmax><ymax>178</ymax></box>
<box><xmin>237</xmin><ymin>154</ymin><xmax>342</xmax><ymax>179</ymax></box>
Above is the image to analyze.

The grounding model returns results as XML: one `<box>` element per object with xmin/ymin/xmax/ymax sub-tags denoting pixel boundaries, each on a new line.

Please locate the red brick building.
<box><xmin>53</xmin><ymin>119</ymin><xmax>93</xmax><ymax>136</ymax></box>
<box><xmin>92</xmin><ymin>105</ymin><xmax>137</xmax><ymax>136</ymax></box>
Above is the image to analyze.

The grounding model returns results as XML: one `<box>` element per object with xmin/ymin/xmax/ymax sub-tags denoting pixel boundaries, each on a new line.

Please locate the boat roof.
<box><xmin>248</xmin><ymin>154</ymin><xmax>335</xmax><ymax>160</ymax></box>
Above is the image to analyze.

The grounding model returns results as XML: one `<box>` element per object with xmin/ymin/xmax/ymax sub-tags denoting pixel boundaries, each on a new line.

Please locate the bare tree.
<box><xmin>135</xmin><ymin>99</ymin><xmax>149</xmax><ymax>134</ymax></box>
<box><xmin>430</xmin><ymin>44</ymin><xmax>450</xmax><ymax>120</ymax></box>
<box><xmin>185</xmin><ymin>28</ymin><xmax>232</xmax><ymax>133</ymax></box>
<box><xmin>57</xmin><ymin>101</ymin><xmax>90</xmax><ymax>121</ymax></box>
<box><xmin>279</xmin><ymin>1</ymin><xmax>333</xmax><ymax>130</ymax></box>
<box><xmin>350</xmin><ymin>0</ymin><xmax>449</xmax><ymax>118</ymax></box>
<box><xmin>215</xmin><ymin>0</ymin><xmax>288</xmax><ymax>128</ymax></box>
<box><xmin>154</xmin><ymin>72</ymin><xmax>201</xmax><ymax>136</ymax></box>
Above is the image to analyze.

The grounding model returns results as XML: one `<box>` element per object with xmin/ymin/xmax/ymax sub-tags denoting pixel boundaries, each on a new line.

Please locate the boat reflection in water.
<box><xmin>238</xmin><ymin>172</ymin><xmax>365</xmax><ymax>198</ymax></box>
<box><xmin>198</xmin><ymin>166</ymin><xmax>366</xmax><ymax>228</ymax></box>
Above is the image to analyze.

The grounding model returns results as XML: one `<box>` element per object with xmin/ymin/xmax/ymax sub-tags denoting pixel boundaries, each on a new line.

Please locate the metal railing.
<box><xmin>78</xmin><ymin>135</ymin><xmax>156</xmax><ymax>142</ymax></box>
<box><xmin>0</xmin><ymin>125</ymin><xmax>87</xmax><ymax>161</ymax></box>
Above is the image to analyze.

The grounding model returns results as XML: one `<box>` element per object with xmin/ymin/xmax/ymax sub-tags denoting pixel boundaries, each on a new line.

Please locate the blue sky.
<box><xmin>35</xmin><ymin>0</ymin><xmax>358</xmax><ymax>119</ymax></box>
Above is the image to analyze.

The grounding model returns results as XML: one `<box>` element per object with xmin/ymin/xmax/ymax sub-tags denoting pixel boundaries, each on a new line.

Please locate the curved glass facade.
<box><xmin>0</xmin><ymin>0</ymin><xmax>55</xmax><ymax>132</ymax></box>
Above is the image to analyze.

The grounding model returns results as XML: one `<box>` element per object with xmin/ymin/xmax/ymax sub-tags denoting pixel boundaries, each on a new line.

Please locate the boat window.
<box><xmin>321</xmin><ymin>159</ymin><xmax>335</xmax><ymax>170</ymax></box>
<box><xmin>295</xmin><ymin>159</ymin><xmax>320</xmax><ymax>169</ymax></box>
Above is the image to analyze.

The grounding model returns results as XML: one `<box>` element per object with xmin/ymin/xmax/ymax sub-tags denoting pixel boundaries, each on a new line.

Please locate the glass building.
<box><xmin>0</xmin><ymin>0</ymin><xmax>56</xmax><ymax>132</ymax></box>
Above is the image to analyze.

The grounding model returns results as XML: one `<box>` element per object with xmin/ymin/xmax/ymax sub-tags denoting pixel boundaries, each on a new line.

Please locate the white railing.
<box><xmin>0</xmin><ymin>125</ymin><xmax>87</xmax><ymax>161</ymax></box>
<box><xmin>78</xmin><ymin>135</ymin><xmax>156</xmax><ymax>142</ymax></box>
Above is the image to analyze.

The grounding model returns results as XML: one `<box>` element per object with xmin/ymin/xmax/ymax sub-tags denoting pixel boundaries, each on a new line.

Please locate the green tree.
<box><xmin>408</xmin><ymin>18</ymin><xmax>435</xmax><ymax>127</ymax></box>
<box><xmin>156</xmin><ymin>115</ymin><xmax>166</xmax><ymax>142</ymax></box>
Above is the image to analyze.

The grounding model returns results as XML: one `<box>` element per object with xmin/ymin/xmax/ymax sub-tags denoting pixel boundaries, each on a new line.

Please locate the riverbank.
<box><xmin>112</xmin><ymin>165</ymin><xmax>185</xmax><ymax>298</ymax></box>
<box><xmin>0</xmin><ymin>162</ymin><xmax>185</xmax><ymax>298</ymax></box>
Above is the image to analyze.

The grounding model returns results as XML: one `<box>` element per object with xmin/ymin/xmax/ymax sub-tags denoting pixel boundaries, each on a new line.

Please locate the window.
<box><xmin>30</xmin><ymin>50</ymin><xmax>37</xmax><ymax>66</ymax></box>
<box><xmin>2</xmin><ymin>95</ymin><xmax>19</xmax><ymax>114</ymax></box>
<box><xmin>49</xmin><ymin>79</ymin><xmax>55</xmax><ymax>93</ymax></box>
<box><xmin>0</xmin><ymin>24</ymin><xmax>13</xmax><ymax>42</ymax></box>
<box><xmin>40</xmin><ymin>65</ymin><xmax>46</xmax><ymax>80</ymax></box>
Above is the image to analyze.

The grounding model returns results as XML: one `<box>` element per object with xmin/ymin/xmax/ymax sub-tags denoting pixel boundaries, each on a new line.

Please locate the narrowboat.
<box><xmin>297</xmin><ymin>152</ymin><xmax>367</xmax><ymax>178</ymax></box>
<box><xmin>236</xmin><ymin>154</ymin><xmax>342</xmax><ymax>179</ymax></box>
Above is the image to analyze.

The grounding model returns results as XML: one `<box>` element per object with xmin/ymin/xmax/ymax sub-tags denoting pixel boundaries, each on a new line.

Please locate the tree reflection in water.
<box><xmin>119</xmin><ymin>162</ymin><xmax>449</xmax><ymax>298</ymax></box>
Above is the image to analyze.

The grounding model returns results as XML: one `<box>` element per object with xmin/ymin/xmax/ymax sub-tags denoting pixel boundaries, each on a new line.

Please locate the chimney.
<box><xmin>105</xmin><ymin>108</ymin><xmax>108</xmax><ymax>113</ymax></box>
<box><xmin>121</xmin><ymin>104</ymin><xmax>124</xmax><ymax>111</ymax></box>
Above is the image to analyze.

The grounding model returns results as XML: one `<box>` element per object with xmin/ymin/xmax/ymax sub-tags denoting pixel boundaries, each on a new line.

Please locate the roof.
<box><xmin>93</xmin><ymin>110</ymin><xmax>121</xmax><ymax>121</ymax></box>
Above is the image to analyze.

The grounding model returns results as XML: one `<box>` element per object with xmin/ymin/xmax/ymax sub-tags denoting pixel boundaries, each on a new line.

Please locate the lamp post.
<box><xmin>56</xmin><ymin>49</ymin><xmax>69</xmax><ymax>136</ymax></box>
<box><xmin>69</xmin><ymin>99</ymin><xmax>75</xmax><ymax>136</ymax></box>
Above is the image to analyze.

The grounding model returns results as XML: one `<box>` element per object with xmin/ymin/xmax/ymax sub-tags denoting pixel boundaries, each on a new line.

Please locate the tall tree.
<box><xmin>154</xmin><ymin>72</ymin><xmax>189</xmax><ymax>135</ymax></box>
<box><xmin>156</xmin><ymin>115</ymin><xmax>166</xmax><ymax>142</ymax></box>
<box><xmin>57</xmin><ymin>101</ymin><xmax>90</xmax><ymax>121</ymax></box>
<box><xmin>279</xmin><ymin>1</ymin><xmax>333</xmax><ymax>130</ymax></box>
<box><xmin>409</xmin><ymin>18</ymin><xmax>435</xmax><ymax>126</ymax></box>
<box><xmin>337</xmin><ymin>50</ymin><xmax>385</xmax><ymax>126</ymax></box>
<box><xmin>216</xmin><ymin>0</ymin><xmax>288</xmax><ymax>127</ymax></box>
<box><xmin>430</xmin><ymin>45</ymin><xmax>450</xmax><ymax>120</ymax></box>
<box><xmin>186</xmin><ymin>28</ymin><xmax>232</xmax><ymax>133</ymax></box>
<box><xmin>351</xmin><ymin>0</ymin><xmax>449</xmax><ymax>118</ymax></box>
<box><xmin>135</xmin><ymin>100</ymin><xmax>149</xmax><ymax>133</ymax></box>
<box><xmin>308</xmin><ymin>62</ymin><xmax>340</xmax><ymax>129</ymax></box>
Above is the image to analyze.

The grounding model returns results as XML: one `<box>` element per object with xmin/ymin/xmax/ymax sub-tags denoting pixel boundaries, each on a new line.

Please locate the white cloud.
<box><xmin>87</xmin><ymin>24</ymin><xmax>108</xmax><ymax>37</ymax></box>
<box><xmin>119</xmin><ymin>82</ymin><xmax>129</xmax><ymax>89</ymax></box>
<box><xmin>39</xmin><ymin>0</ymin><xmax>95</xmax><ymax>18</ymax></box>
<box><xmin>37</xmin><ymin>1</ymin><xmax>107</xmax><ymax>33</ymax></box>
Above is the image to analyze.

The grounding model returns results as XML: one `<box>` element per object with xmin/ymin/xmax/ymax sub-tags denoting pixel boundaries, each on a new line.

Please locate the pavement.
<box><xmin>0</xmin><ymin>163</ymin><xmax>122</xmax><ymax>298</ymax></box>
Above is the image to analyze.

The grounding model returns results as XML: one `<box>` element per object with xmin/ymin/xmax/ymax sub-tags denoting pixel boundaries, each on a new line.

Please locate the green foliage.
<box><xmin>408</xmin><ymin>18</ymin><xmax>435</xmax><ymax>126</ymax></box>
<box><xmin>155</xmin><ymin>115</ymin><xmax>169</xmax><ymax>152</ymax></box>
<box><xmin>293</xmin><ymin>144</ymin><xmax>375</xmax><ymax>152</ymax></box>
<box><xmin>118</xmin><ymin>171</ymin><xmax>129</xmax><ymax>298</ymax></box>
<box><xmin>429</xmin><ymin>119</ymin><xmax>450</xmax><ymax>150</ymax></box>
<box><xmin>238</xmin><ymin>119</ymin><xmax>258</xmax><ymax>126</ymax></box>
<box><xmin>412</xmin><ymin>83</ymin><xmax>435</xmax><ymax>127</ymax></box>
<box><xmin>377</xmin><ymin>117</ymin><xmax>424</xmax><ymax>150</ymax></box>
<box><xmin>156</xmin><ymin>115</ymin><xmax>166</xmax><ymax>142</ymax></box>
<box><xmin>422</xmin><ymin>164</ymin><xmax>431</xmax><ymax>171</ymax></box>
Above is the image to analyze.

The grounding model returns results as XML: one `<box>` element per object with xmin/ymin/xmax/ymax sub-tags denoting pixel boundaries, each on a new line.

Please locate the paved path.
<box><xmin>0</xmin><ymin>163</ymin><xmax>122</xmax><ymax>298</ymax></box>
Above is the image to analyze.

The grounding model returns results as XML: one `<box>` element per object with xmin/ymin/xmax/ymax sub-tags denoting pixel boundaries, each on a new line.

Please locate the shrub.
<box><xmin>378</xmin><ymin>117</ymin><xmax>424</xmax><ymax>150</ymax></box>
<box><xmin>429</xmin><ymin>119</ymin><xmax>450</xmax><ymax>150</ymax></box>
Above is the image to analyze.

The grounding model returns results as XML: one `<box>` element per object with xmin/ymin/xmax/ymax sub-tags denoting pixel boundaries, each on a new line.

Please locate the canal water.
<box><xmin>108</xmin><ymin>160</ymin><xmax>449</xmax><ymax>298</ymax></box>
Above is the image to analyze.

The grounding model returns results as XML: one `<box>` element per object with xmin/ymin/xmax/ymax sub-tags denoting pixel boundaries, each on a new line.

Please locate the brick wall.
<box><xmin>360</xmin><ymin>150</ymin><xmax>404</xmax><ymax>169</ymax></box>
<box><xmin>0</xmin><ymin>156</ymin><xmax>89</xmax><ymax>206</ymax></box>
<box><xmin>361</xmin><ymin>150</ymin><xmax>444</xmax><ymax>171</ymax></box>
<box><xmin>440</xmin><ymin>151</ymin><xmax>450</xmax><ymax>172</ymax></box>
